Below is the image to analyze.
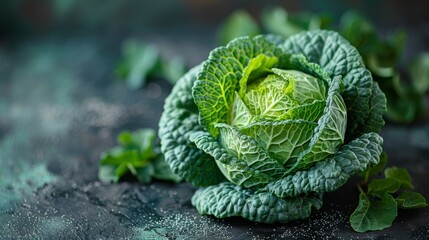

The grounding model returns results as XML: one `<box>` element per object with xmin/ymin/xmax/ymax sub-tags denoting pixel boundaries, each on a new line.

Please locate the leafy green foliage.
<box><xmin>367</xmin><ymin>178</ymin><xmax>400</xmax><ymax>197</ymax></box>
<box><xmin>384</xmin><ymin>167</ymin><xmax>414</xmax><ymax>189</ymax></box>
<box><xmin>396</xmin><ymin>192</ymin><xmax>428</xmax><ymax>209</ymax></box>
<box><xmin>350</xmin><ymin>155</ymin><xmax>427</xmax><ymax>232</ymax></box>
<box><xmin>159</xmin><ymin>31</ymin><xmax>387</xmax><ymax>225</ymax></box>
<box><xmin>350</xmin><ymin>193</ymin><xmax>397</xmax><ymax>233</ymax></box>
<box><xmin>410</xmin><ymin>52</ymin><xmax>429</xmax><ymax>94</ymax></box>
<box><xmin>116</xmin><ymin>39</ymin><xmax>160</xmax><ymax>89</ymax></box>
<box><xmin>157</xmin><ymin>6</ymin><xmax>428</xmax><ymax>232</ymax></box>
<box><xmin>217</xmin><ymin>7</ymin><xmax>428</xmax><ymax>124</ymax></box>
<box><xmin>193</xmin><ymin>36</ymin><xmax>284</xmax><ymax>137</ymax></box>
<box><xmin>192</xmin><ymin>182</ymin><xmax>323</xmax><ymax>223</ymax></box>
<box><xmin>159</xmin><ymin>66</ymin><xmax>227</xmax><ymax>187</ymax></box>
<box><xmin>261</xmin><ymin>7</ymin><xmax>331</xmax><ymax>38</ymax></box>
<box><xmin>217</xmin><ymin>10</ymin><xmax>260</xmax><ymax>46</ymax></box>
<box><xmin>116</xmin><ymin>39</ymin><xmax>186</xmax><ymax>89</ymax></box>
<box><xmin>99</xmin><ymin>129</ymin><xmax>181</xmax><ymax>183</ymax></box>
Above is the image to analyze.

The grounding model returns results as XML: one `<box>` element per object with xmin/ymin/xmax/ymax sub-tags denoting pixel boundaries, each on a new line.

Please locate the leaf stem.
<box><xmin>357</xmin><ymin>184</ymin><xmax>366</xmax><ymax>195</ymax></box>
<box><xmin>363</xmin><ymin>170</ymin><xmax>370</xmax><ymax>183</ymax></box>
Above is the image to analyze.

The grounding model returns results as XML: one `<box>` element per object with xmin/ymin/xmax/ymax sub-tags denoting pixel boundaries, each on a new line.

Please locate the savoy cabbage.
<box><xmin>158</xmin><ymin>30</ymin><xmax>386</xmax><ymax>223</ymax></box>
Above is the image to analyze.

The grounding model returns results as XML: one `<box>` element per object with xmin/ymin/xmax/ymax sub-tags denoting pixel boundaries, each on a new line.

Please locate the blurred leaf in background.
<box><xmin>261</xmin><ymin>6</ymin><xmax>331</xmax><ymax>38</ymax></box>
<box><xmin>99</xmin><ymin>129</ymin><xmax>181</xmax><ymax>183</ymax></box>
<box><xmin>338</xmin><ymin>11</ymin><xmax>426</xmax><ymax>124</ymax></box>
<box><xmin>159</xmin><ymin>56</ymin><xmax>187</xmax><ymax>85</ymax></box>
<box><xmin>116</xmin><ymin>39</ymin><xmax>186</xmax><ymax>89</ymax></box>
<box><xmin>217</xmin><ymin>10</ymin><xmax>260</xmax><ymax>45</ymax></box>
<box><xmin>410</xmin><ymin>53</ymin><xmax>429</xmax><ymax>94</ymax></box>
<box><xmin>116</xmin><ymin>39</ymin><xmax>160</xmax><ymax>90</ymax></box>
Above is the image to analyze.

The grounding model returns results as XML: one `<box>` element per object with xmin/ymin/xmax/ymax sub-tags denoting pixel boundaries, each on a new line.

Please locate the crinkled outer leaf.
<box><xmin>193</xmin><ymin>36</ymin><xmax>284</xmax><ymax>137</ymax></box>
<box><xmin>192</xmin><ymin>182</ymin><xmax>323</xmax><ymax>223</ymax></box>
<box><xmin>159</xmin><ymin>66</ymin><xmax>226</xmax><ymax>186</ymax></box>
<box><xmin>361</xmin><ymin>151</ymin><xmax>387</xmax><ymax>180</ymax></box>
<box><xmin>240</xmin><ymin>120</ymin><xmax>317</xmax><ymax>166</ymax></box>
<box><xmin>355</xmin><ymin>82</ymin><xmax>386</xmax><ymax>136</ymax></box>
<box><xmin>281</xmin><ymin>30</ymin><xmax>386</xmax><ymax>138</ymax></box>
<box><xmin>287</xmin><ymin>75</ymin><xmax>347</xmax><ymax>173</ymax></box>
<box><xmin>190</xmin><ymin>131</ymin><xmax>274</xmax><ymax>189</ymax></box>
<box><xmin>261</xmin><ymin>132</ymin><xmax>383</xmax><ymax>198</ymax></box>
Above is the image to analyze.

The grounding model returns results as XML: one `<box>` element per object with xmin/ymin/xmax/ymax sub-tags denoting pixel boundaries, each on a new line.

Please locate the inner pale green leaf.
<box><xmin>238</xmin><ymin>54</ymin><xmax>279</xmax><ymax>97</ymax></box>
<box><xmin>230</xmin><ymin>92</ymin><xmax>254</xmax><ymax>127</ymax></box>
<box><xmin>244</xmin><ymin>76</ymin><xmax>294</xmax><ymax>121</ymax></box>
<box><xmin>272</xmin><ymin>68</ymin><xmax>328</xmax><ymax>104</ymax></box>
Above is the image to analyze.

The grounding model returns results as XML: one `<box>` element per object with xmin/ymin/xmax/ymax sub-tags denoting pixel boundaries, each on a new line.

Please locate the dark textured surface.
<box><xmin>0</xmin><ymin>35</ymin><xmax>428</xmax><ymax>239</ymax></box>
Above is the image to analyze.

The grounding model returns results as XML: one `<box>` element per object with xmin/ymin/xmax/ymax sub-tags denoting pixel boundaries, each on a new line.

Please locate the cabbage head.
<box><xmin>159</xmin><ymin>30</ymin><xmax>386</xmax><ymax>223</ymax></box>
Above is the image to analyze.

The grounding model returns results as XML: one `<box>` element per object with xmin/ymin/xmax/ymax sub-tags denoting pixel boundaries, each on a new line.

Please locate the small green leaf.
<box><xmin>395</xmin><ymin>191</ymin><xmax>428</xmax><ymax>209</ymax></box>
<box><xmin>261</xmin><ymin>7</ymin><xmax>329</xmax><ymax>38</ymax></box>
<box><xmin>238</xmin><ymin>54</ymin><xmax>279</xmax><ymax>97</ymax></box>
<box><xmin>135</xmin><ymin>165</ymin><xmax>154</xmax><ymax>184</ymax></box>
<box><xmin>367</xmin><ymin>178</ymin><xmax>400</xmax><ymax>197</ymax></box>
<box><xmin>118</xmin><ymin>131</ymin><xmax>134</xmax><ymax>145</ymax></box>
<box><xmin>217</xmin><ymin>10</ymin><xmax>260</xmax><ymax>45</ymax></box>
<box><xmin>99</xmin><ymin>128</ymin><xmax>180</xmax><ymax>183</ymax></box>
<box><xmin>100</xmin><ymin>150</ymin><xmax>141</xmax><ymax>165</ymax></box>
<box><xmin>114</xmin><ymin>163</ymin><xmax>130</xmax><ymax>179</ymax></box>
<box><xmin>385</xmin><ymin>167</ymin><xmax>414</xmax><ymax>189</ymax></box>
<box><xmin>261</xmin><ymin>7</ymin><xmax>302</xmax><ymax>38</ymax></box>
<box><xmin>160</xmin><ymin>56</ymin><xmax>186</xmax><ymax>85</ymax></box>
<box><xmin>350</xmin><ymin>193</ymin><xmax>398</xmax><ymax>232</ymax></box>
<box><xmin>116</xmin><ymin>40</ymin><xmax>160</xmax><ymax>90</ymax></box>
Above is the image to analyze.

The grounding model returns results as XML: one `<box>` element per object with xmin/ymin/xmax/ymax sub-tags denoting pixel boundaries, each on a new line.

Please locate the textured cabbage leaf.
<box><xmin>159</xmin><ymin>30</ymin><xmax>386</xmax><ymax>223</ymax></box>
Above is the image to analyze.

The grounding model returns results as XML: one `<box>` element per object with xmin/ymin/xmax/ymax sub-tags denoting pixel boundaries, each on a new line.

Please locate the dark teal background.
<box><xmin>0</xmin><ymin>1</ymin><xmax>428</xmax><ymax>239</ymax></box>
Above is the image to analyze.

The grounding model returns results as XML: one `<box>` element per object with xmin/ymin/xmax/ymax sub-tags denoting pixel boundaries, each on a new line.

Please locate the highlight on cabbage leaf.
<box><xmin>158</xmin><ymin>30</ymin><xmax>386</xmax><ymax>223</ymax></box>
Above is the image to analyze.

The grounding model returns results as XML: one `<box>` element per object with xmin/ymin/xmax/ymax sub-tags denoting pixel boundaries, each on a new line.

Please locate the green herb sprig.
<box><xmin>99</xmin><ymin>129</ymin><xmax>181</xmax><ymax>184</ymax></box>
<box><xmin>350</xmin><ymin>153</ymin><xmax>427</xmax><ymax>232</ymax></box>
